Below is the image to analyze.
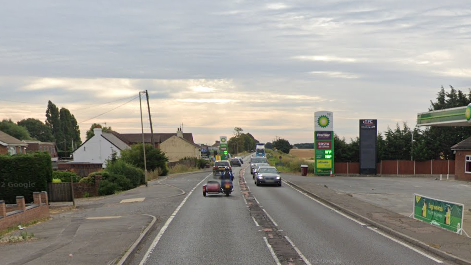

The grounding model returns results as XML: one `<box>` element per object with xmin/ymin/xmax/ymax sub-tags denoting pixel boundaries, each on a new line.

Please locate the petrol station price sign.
<box><xmin>314</xmin><ymin>111</ymin><xmax>334</xmax><ymax>175</ymax></box>
<box><xmin>219</xmin><ymin>136</ymin><xmax>228</xmax><ymax>159</ymax></box>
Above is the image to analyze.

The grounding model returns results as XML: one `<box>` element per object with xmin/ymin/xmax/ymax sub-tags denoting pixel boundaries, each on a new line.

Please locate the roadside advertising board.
<box><xmin>314</xmin><ymin>111</ymin><xmax>334</xmax><ymax>175</ymax></box>
<box><xmin>413</xmin><ymin>194</ymin><xmax>465</xmax><ymax>234</ymax></box>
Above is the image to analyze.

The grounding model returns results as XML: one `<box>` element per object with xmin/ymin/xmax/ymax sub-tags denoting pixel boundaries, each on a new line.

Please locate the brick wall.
<box><xmin>454</xmin><ymin>151</ymin><xmax>471</xmax><ymax>181</ymax></box>
<box><xmin>0</xmin><ymin>192</ymin><xmax>49</xmax><ymax>231</ymax></box>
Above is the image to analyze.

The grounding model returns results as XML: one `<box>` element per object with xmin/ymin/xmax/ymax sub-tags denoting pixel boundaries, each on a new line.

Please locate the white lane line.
<box><xmin>139</xmin><ymin>174</ymin><xmax>211</xmax><ymax>265</ymax></box>
<box><xmin>285</xmin><ymin>236</ymin><xmax>312</xmax><ymax>265</ymax></box>
<box><xmin>253</xmin><ymin>196</ymin><xmax>260</xmax><ymax>205</ymax></box>
<box><xmin>262</xmin><ymin>209</ymin><xmax>278</xmax><ymax>227</ymax></box>
<box><xmin>285</xmin><ymin>182</ymin><xmax>366</xmax><ymax>226</ymax></box>
<box><xmin>367</xmin><ymin>227</ymin><xmax>443</xmax><ymax>263</ymax></box>
<box><xmin>263</xmin><ymin>237</ymin><xmax>282</xmax><ymax>265</ymax></box>
<box><xmin>242</xmin><ymin>194</ymin><xmax>248</xmax><ymax>205</ymax></box>
<box><xmin>252</xmin><ymin>216</ymin><xmax>260</xmax><ymax>227</ymax></box>
<box><xmin>286</xmin><ymin>182</ymin><xmax>443</xmax><ymax>264</ymax></box>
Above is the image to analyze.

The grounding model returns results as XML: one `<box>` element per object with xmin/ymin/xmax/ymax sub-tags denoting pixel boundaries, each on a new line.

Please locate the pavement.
<box><xmin>1</xmin><ymin>171</ymin><xmax>471</xmax><ymax>265</ymax></box>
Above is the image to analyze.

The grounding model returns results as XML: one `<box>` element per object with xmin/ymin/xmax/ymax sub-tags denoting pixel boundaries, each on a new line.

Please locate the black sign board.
<box><xmin>359</xmin><ymin>119</ymin><xmax>377</xmax><ymax>175</ymax></box>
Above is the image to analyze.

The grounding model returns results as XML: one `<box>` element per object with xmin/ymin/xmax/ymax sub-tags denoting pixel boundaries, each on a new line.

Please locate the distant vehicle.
<box><xmin>213</xmin><ymin>160</ymin><xmax>231</xmax><ymax>176</ymax></box>
<box><xmin>252</xmin><ymin>163</ymin><xmax>270</xmax><ymax>177</ymax></box>
<box><xmin>254</xmin><ymin>166</ymin><xmax>281</xmax><ymax>186</ymax></box>
<box><xmin>256</xmin><ymin>143</ymin><xmax>265</xmax><ymax>157</ymax></box>
<box><xmin>250</xmin><ymin>157</ymin><xmax>268</xmax><ymax>173</ymax></box>
<box><xmin>230</xmin><ymin>158</ymin><xmax>242</xmax><ymax>167</ymax></box>
<box><xmin>235</xmin><ymin>157</ymin><xmax>244</xmax><ymax>164</ymax></box>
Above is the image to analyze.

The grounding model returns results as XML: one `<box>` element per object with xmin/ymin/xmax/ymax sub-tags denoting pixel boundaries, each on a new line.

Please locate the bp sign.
<box><xmin>219</xmin><ymin>136</ymin><xmax>228</xmax><ymax>160</ymax></box>
<box><xmin>314</xmin><ymin>111</ymin><xmax>334</xmax><ymax>175</ymax></box>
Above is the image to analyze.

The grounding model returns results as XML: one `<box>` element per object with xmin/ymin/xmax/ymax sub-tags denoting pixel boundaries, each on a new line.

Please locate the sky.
<box><xmin>0</xmin><ymin>1</ymin><xmax>470</xmax><ymax>146</ymax></box>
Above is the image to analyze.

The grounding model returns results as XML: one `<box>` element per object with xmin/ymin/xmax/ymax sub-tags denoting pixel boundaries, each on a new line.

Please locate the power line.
<box><xmin>79</xmin><ymin>96</ymin><xmax>139</xmax><ymax>124</ymax></box>
<box><xmin>71</xmin><ymin>95</ymin><xmax>138</xmax><ymax>112</ymax></box>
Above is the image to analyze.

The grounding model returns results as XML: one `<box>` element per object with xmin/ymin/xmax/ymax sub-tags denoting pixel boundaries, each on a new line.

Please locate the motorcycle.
<box><xmin>203</xmin><ymin>168</ymin><xmax>233</xmax><ymax>197</ymax></box>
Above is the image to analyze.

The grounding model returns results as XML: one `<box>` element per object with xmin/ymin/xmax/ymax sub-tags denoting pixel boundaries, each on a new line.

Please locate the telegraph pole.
<box><xmin>145</xmin><ymin>90</ymin><xmax>155</xmax><ymax>147</ymax></box>
<box><xmin>139</xmin><ymin>92</ymin><xmax>148</xmax><ymax>186</ymax></box>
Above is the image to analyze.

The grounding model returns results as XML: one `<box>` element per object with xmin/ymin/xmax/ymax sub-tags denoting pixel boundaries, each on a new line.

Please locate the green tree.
<box><xmin>86</xmin><ymin>123</ymin><xmax>113</xmax><ymax>140</ymax></box>
<box><xmin>382</xmin><ymin>123</ymin><xmax>412</xmax><ymax>160</ymax></box>
<box><xmin>272</xmin><ymin>137</ymin><xmax>292</xmax><ymax>154</ymax></box>
<box><xmin>17</xmin><ymin>118</ymin><xmax>54</xmax><ymax>142</ymax></box>
<box><xmin>120</xmin><ymin>143</ymin><xmax>169</xmax><ymax>176</ymax></box>
<box><xmin>45</xmin><ymin>100</ymin><xmax>62</xmax><ymax>144</ymax></box>
<box><xmin>0</xmin><ymin>119</ymin><xmax>32</xmax><ymax>140</ymax></box>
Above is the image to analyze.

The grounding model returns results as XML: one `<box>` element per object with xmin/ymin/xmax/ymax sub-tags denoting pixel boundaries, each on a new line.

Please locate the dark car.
<box><xmin>213</xmin><ymin>160</ymin><xmax>232</xmax><ymax>176</ymax></box>
<box><xmin>254</xmin><ymin>166</ymin><xmax>281</xmax><ymax>186</ymax></box>
<box><xmin>230</xmin><ymin>158</ymin><xmax>241</xmax><ymax>167</ymax></box>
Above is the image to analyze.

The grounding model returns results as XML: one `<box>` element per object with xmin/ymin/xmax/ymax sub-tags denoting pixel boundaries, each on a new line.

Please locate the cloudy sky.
<box><xmin>0</xmin><ymin>1</ymin><xmax>470</xmax><ymax>145</ymax></box>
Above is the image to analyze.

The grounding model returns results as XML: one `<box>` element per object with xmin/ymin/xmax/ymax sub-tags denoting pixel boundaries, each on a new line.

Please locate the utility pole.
<box><xmin>145</xmin><ymin>90</ymin><xmax>155</xmax><ymax>147</ymax></box>
<box><xmin>139</xmin><ymin>92</ymin><xmax>148</xmax><ymax>186</ymax></box>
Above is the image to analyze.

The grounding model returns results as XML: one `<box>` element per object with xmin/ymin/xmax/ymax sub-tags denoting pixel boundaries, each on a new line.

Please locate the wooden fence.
<box><xmin>47</xmin><ymin>182</ymin><xmax>73</xmax><ymax>202</ymax></box>
<box><xmin>334</xmin><ymin>160</ymin><xmax>455</xmax><ymax>176</ymax></box>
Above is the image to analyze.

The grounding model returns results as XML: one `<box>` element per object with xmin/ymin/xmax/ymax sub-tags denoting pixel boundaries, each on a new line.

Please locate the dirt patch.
<box><xmin>49</xmin><ymin>206</ymin><xmax>76</xmax><ymax>215</ymax></box>
<box><xmin>289</xmin><ymin>149</ymin><xmax>314</xmax><ymax>158</ymax></box>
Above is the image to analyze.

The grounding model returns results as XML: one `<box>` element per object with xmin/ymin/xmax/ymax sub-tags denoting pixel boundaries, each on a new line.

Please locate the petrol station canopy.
<box><xmin>417</xmin><ymin>104</ymin><xmax>471</xmax><ymax>127</ymax></box>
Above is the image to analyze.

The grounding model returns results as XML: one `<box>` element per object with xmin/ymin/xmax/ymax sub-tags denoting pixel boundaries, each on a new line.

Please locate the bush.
<box><xmin>105</xmin><ymin>159</ymin><xmax>145</xmax><ymax>188</ymax></box>
<box><xmin>106</xmin><ymin>173</ymin><xmax>132</xmax><ymax>191</ymax></box>
<box><xmin>52</xmin><ymin>178</ymin><xmax>62</xmax><ymax>183</ymax></box>
<box><xmin>52</xmin><ymin>171</ymin><xmax>80</xmax><ymax>183</ymax></box>
<box><xmin>98</xmin><ymin>180</ymin><xmax>119</xmax><ymax>195</ymax></box>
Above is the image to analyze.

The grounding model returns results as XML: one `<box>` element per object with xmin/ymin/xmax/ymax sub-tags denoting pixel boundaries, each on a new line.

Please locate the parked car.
<box><xmin>230</xmin><ymin>158</ymin><xmax>242</xmax><ymax>167</ymax></box>
<box><xmin>213</xmin><ymin>160</ymin><xmax>232</xmax><ymax>176</ymax></box>
<box><xmin>254</xmin><ymin>166</ymin><xmax>281</xmax><ymax>186</ymax></box>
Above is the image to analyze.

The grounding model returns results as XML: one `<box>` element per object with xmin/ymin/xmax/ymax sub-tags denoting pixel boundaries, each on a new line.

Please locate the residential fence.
<box><xmin>0</xmin><ymin>192</ymin><xmax>49</xmax><ymax>231</ymax></box>
<box><xmin>334</xmin><ymin>160</ymin><xmax>455</xmax><ymax>176</ymax></box>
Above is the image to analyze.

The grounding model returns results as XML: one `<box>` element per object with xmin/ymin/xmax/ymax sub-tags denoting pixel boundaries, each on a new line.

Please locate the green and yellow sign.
<box><xmin>413</xmin><ymin>194</ymin><xmax>464</xmax><ymax>234</ymax></box>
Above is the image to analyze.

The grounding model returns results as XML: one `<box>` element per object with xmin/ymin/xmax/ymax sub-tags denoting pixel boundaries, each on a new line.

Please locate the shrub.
<box><xmin>98</xmin><ymin>180</ymin><xmax>119</xmax><ymax>195</ymax></box>
<box><xmin>52</xmin><ymin>178</ymin><xmax>62</xmax><ymax>183</ymax></box>
<box><xmin>52</xmin><ymin>171</ymin><xmax>80</xmax><ymax>183</ymax></box>
<box><xmin>105</xmin><ymin>159</ymin><xmax>145</xmax><ymax>188</ymax></box>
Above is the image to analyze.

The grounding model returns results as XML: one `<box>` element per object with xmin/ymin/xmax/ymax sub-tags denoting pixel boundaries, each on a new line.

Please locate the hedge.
<box><xmin>0</xmin><ymin>152</ymin><xmax>52</xmax><ymax>203</ymax></box>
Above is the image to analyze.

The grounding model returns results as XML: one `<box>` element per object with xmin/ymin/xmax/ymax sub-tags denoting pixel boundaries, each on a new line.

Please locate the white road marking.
<box><xmin>285</xmin><ymin>236</ymin><xmax>312</xmax><ymax>265</ymax></box>
<box><xmin>262</xmin><ymin>209</ymin><xmax>278</xmax><ymax>227</ymax></box>
<box><xmin>86</xmin><ymin>216</ymin><xmax>122</xmax><ymax>220</ymax></box>
<box><xmin>286</xmin><ymin>181</ymin><xmax>444</xmax><ymax>264</ymax></box>
<box><xmin>263</xmin><ymin>237</ymin><xmax>282</xmax><ymax>265</ymax></box>
<box><xmin>242</xmin><ymin>194</ymin><xmax>248</xmax><ymax>205</ymax></box>
<box><xmin>252</xmin><ymin>216</ymin><xmax>260</xmax><ymax>227</ymax></box>
<box><xmin>285</xmin><ymin>182</ymin><xmax>366</xmax><ymax>226</ymax></box>
<box><xmin>367</xmin><ymin>227</ymin><xmax>443</xmax><ymax>263</ymax></box>
<box><xmin>139</xmin><ymin>174</ymin><xmax>211</xmax><ymax>265</ymax></box>
<box><xmin>253</xmin><ymin>196</ymin><xmax>260</xmax><ymax>205</ymax></box>
<box><xmin>120</xmin><ymin>198</ymin><xmax>145</xmax><ymax>203</ymax></box>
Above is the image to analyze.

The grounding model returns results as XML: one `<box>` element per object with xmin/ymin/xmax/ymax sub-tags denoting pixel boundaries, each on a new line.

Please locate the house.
<box><xmin>72</xmin><ymin>127</ymin><xmax>130</xmax><ymax>168</ymax></box>
<box><xmin>23</xmin><ymin>140</ymin><xmax>59</xmax><ymax>170</ymax></box>
<box><xmin>451</xmin><ymin>137</ymin><xmax>471</xmax><ymax>181</ymax></box>
<box><xmin>160</xmin><ymin>128</ymin><xmax>201</xmax><ymax>162</ymax></box>
<box><xmin>0</xmin><ymin>130</ymin><xmax>27</xmax><ymax>155</ymax></box>
<box><xmin>114</xmin><ymin>130</ymin><xmax>195</xmax><ymax>149</ymax></box>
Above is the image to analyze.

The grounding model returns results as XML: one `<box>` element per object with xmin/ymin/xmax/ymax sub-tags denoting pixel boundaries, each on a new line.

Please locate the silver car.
<box><xmin>252</xmin><ymin>163</ymin><xmax>270</xmax><ymax>178</ymax></box>
<box><xmin>254</xmin><ymin>166</ymin><xmax>281</xmax><ymax>186</ymax></box>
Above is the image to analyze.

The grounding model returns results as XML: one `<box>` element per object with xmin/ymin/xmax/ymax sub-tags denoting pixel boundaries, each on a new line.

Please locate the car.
<box><xmin>250</xmin><ymin>157</ymin><xmax>268</xmax><ymax>173</ymax></box>
<box><xmin>252</xmin><ymin>162</ymin><xmax>270</xmax><ymax>178</ymax></box>
<box><xmin>235</xmin><ymin>156</ymin><xmax>244</xmax><ymax>164</ymax></box>
<box><xmin>254</xmin><ymin>166</ymin><xmax>281</xmax><ymax>186</ymax></box>
<box><xmin>213</xmin><ymin>160</ymin><xmax>232</xmax><ymax>176</ymax></box>
<box><xmin>230</xmin><ymin>158</ymin><xmax>242</xmax><ymax>167</ymax></box>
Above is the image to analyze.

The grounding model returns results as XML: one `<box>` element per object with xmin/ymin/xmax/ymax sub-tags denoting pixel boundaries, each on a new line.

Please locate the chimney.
<box><xmin>177</xmin><ymin>127</ymin><xmax>183</xmax><ymax>138</ymax></box>
<box><xmin>93</xmin><ymin>127</ymin><xmax>103</xmax><ymax>136</ymax></box>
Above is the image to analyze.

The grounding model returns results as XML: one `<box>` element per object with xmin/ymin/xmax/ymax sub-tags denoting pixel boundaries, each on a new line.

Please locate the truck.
<box><xmin>255</xmin><ymin>143</ymin><xmax>265</xmax><ymax>157</ymax></box>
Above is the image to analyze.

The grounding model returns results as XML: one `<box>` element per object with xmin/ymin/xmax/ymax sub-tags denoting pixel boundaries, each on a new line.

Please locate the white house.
<box><xmin>72</xmin><ymin>128</ymin><xmax>130</xmax><ymax>168</ymax></box>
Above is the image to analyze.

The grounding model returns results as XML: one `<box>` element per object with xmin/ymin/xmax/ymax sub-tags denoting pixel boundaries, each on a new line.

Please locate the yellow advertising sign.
<box><xmin>316</xmin><ymin>159</ymin><xmax>332</xmax><ymax>169</ymax></box>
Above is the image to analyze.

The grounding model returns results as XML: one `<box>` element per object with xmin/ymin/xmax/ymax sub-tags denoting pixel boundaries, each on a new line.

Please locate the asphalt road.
<box><xmin>132</xmin><ymin>159</ymin><xmax>455</xmax><ymax>265</ymax></box>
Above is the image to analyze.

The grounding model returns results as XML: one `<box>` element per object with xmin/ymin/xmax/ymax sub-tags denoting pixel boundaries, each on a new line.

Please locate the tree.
<box><xmin>272</xmin><ymin>138</ymin><xmax>292</xmax><ymax>154</ymax></box>
<box><xmin>0</xmin><ymin>119</ymin><xmax>32</xmax><ymax>140</ymax></box>
<box><xmin>45</xmin><ymin>101</ymin><xmax>81</xmax><ymax>157</ymax></box>
<box><xmin>86</xmin><ymin>123</ymin><xmax>113</xmax><ymax>140</ymax></box>
<box><xmin>120</xmin><ymin>143</ymin><xmax>169</xmax><ymax>176</ymax></box>
<box><xmin>17</xmin><ymin>118</ymin><xmax>54</xmax><ymax>142</ymax></box>
<box><xmin>45</xmin><ymin>100</ymin><xmax>62</xmax><ymax>143</ymax></box>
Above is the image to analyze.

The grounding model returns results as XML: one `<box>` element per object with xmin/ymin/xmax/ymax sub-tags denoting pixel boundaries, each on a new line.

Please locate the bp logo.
<box><xmin>221</xmin><ymin>138</ymin><xmax>227</xmax><ymax>143</ymax></box>
<box><xmin>466</xmin><ymin>105</ymin><xmax>471</xmax><ymax>121</ymax></box>
<box><xmin>317</xmin><ymin>115</ymin><xmax>330</xmax><ymax>128</ymax></box>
